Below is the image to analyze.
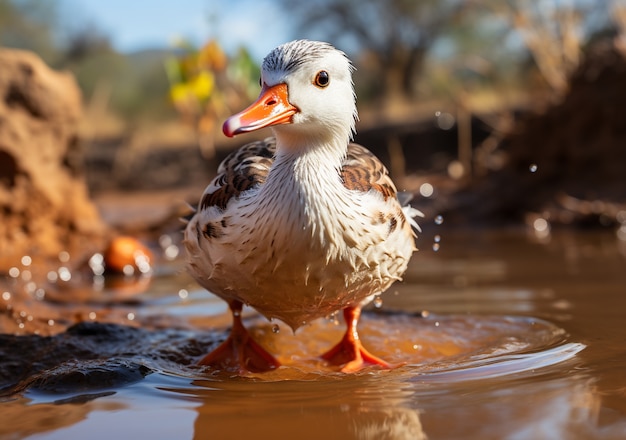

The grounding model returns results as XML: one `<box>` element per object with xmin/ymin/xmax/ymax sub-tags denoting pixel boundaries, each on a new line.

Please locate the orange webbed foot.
<box><xmin>321</xmin><ymin>306</ymin><xmax>392</xmax><ymax>373</ymax></box>
<box><xmin>198</xmin><ymin>301</ymin><xmax>280</xmax><ymax>374</ymax></box>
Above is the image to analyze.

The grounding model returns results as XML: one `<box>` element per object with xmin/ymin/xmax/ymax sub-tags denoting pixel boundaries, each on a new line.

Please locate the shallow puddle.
<box><xmin>1</xmin><ymin>229</ymin><xmax>626</xmax><ymax>439</ymax></box>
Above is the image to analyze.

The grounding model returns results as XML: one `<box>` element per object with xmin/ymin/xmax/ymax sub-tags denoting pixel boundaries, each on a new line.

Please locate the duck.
<box><xmin>184</xmin><ymin>40</ymin><xmax>421</xmax><ymax>373</ymax></box>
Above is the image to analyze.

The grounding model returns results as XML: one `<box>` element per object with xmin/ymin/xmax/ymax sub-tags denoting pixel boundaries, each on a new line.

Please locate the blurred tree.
<box><xmin>278</xmin><ymin>0</ymin><xmax>469</xmax><ymax>103</ymax></box>
<box><xmin>61</xmin><ymin>25</ymin><xmax>114</xmax><ymax>64</ymax></box>
<box><xmin>486</xmin><ymin>0</ymin><xmax>613</xmax><ymax>95</ymax></box>
<box><xmin>0</xmin><ymin>0</ymin><xmax>59</xmax><ymax>63</ymax></box>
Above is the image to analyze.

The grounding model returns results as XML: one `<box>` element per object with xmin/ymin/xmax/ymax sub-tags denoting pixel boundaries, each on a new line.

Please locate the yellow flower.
<box><xmin>190</xmin><ymin>71</ymin><xmax>214</xmax><ymax>100</ymax></box>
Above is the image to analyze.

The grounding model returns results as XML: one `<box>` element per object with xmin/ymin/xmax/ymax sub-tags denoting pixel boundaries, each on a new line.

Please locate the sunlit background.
<box><xmin>4</xmin><ymin>0</ymin><xmax>623</xmax><ymax>191</ymax></box>
<box><xmin>4</xmin><ymin>0</ymin><xmax>618</xmax><ymax>129</ymax></box>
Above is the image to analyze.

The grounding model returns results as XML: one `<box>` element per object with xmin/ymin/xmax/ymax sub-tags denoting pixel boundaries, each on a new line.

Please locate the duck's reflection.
<box><xmin>189</xmin><ymin>375</ymin><xmax>426</xmax><ymax>440</ymax></box>
<box><xmin>185</xmin><ymin>367</ymin><xmax>616</xmax><ymax>440</ymax></box>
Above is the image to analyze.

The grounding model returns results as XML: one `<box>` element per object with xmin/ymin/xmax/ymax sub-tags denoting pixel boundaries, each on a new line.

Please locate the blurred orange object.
<box><xmin>103</xmin><ymin>236</ymin><xmax>153</xmax><ymax>275</ymax></box>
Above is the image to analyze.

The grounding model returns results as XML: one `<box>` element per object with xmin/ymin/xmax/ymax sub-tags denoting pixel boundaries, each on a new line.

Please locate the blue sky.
<box><xmin>67</xmin><ymin>0</ymin><xmax>292</xmax><ymax>59</ymax></box>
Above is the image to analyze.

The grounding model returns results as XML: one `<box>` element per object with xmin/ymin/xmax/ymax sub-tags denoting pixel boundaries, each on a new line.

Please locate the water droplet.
<box><xmin>58</xmin><ymin>251</ymin><xmax>70</xmax><ymax>263</ymax></box>
<box><xmin>88</xmin><ymin>311</ymin><xmax>97</xmax><ymax>320</ymax></box>
<box><xmin>435</xmin><ymin>321</ymin><xmax>440</xmax><ymax>327</ymax></box>
<box><xmin>159</xmin><ymin>234</ymin><xmax>173</xmax><ymax>248</ymax></box>
<box><xmin>122</xmin><ymin>264</ymin><xmax>135</xmax><ymax>276</ymax></box>
<box><xmin>326</xmin><ymin>311</ymin><xmax>340</xmax><ymax>325</ymax></box>
<box><xmin>18</xmin><ymin>323</ymin><xmax>24</xmax><ymax>329</ymax></box>
<box><xmin>421</xmin><ymin>310</ymin><xmax>430</xmax><ymax>318</ymax></box>
<box><xmin>58</xmin><ymin>267</ymin><xmax>71</xmax><ymax>282</ymax></box>
<box><xmin>21</xmin><ymin>270</ymin><xmax>32</xmax><ymax>281</ymax></box>
<box><xmin>134</xmin><ymin>252</ymin><xmax>151</xmax><ymax>274</ymax></box>
<box><xmin>34</xmin><ymin>288</ymin><xmax>46</xmax><ymax>300</ymax></box>
<box><xmin>435</xmin><ymin>111</ymin><xmax>455</xmax><ymax>130</ymax></box>
<box><xmin>532</xmin><ymin>217</ymin><xmax>551</xmax><ymax>239</ymax></box>
<box><xmin>47</xmin><ymin>319</ymin><xmax>55</xmax><ymax>326</ymax></box>
<box><xmin>89</xmin><ymin>253</ymin><xmax>105</xmax><ymax>276</ymax></box>
<box><xmin>434</xmin><ymin>215</ymin><xmax>444</xmax><ymax>225</ymax></box>
<box><xmin>136</xmin><ymin>260</ymin><xmax>151</xmax><ymax>274</ymax></box>
<box><xmin>447</xmin><ymin>160</ymin><xmax>465</xmax><ymax>180</ymax></box>
<box><xmin>272</xmin><ymin>324</ymin><xmax>280</xmax><ymax>334</ymax></box>
<box><xmin>127</xmin><ymin>312</ymin><xmax>135</xmax><ymax>321</ymax></box>
<box><xmin>419</xmin><ymin>183</ymin><xmax>434</xmax><ymax>198</ymax></box>
<box><xmin>47</xmin><ymin>271</ymin><xmax>59</xmax><ymax>282</ymax></box>
<box><xmin>233</xmin><ymin>310</ymin><xmax>241</xmax><ymax>317</ymax></box>
<box><xmin>2</xmin><ymin>291</ymin><xmax>11</xmax><ymax>301</ymax></box>
<box><xmin>21</xmin><ymin>255</ymin><xmax>32</xmax><ymax>266</ymax></box>
<box><xmin>178</xmin><ymin>288</ymin><xmax>189</xmax><ymax>299</ymax></box>
<box><xmin>373</xmin><ymin>296</ymin><xmax>383</xmax><ymax>308</ymax></box>
<box><xmin>432</xmin><ymin>243</ymin><xmax>440</xmax><ymax>252</ymax></box>
<box><xmin>529</xmin><ymin>164</ymin><xmax>538</xmax><ymax>173</ymax></box>
<box><xmin>164</xmin><ymin>244</ymin><xmax>180</xmax><ymax>260</ymax></box>
<box><xmin>533</xmin><ymin>218</ymin><xmax>549</xmax><ymax>232</ymax></box>
<box><xmin>8</xmin><ymin>267</ymin><xmax>19</xmax><ymax>278</ymax></box>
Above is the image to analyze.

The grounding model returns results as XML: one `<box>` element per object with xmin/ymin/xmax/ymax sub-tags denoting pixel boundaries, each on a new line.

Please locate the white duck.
<box><xmin>185</xmin><ymin>40</ymin><xmax>421</xmax><ymax>373</ymax></box>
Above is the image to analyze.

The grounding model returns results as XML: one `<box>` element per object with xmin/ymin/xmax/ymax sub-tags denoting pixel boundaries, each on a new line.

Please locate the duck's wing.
<box><xmin>198</xmin><ymin>138</ymin><xmax>276</xmax><ymax>211</ymax></box>
<box><xmin>341</xmin><ymin>143</ymin><xmax>398</xmax><ymax>201</ymax></box>
<box><xmin>341</xmin><ymin>143</ymin><xmax>423</xmax><ymax>230</ymax></box>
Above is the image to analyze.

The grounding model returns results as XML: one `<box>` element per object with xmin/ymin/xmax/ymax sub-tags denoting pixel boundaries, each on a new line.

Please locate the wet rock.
<box><xmin>29</xmin><ymin>359</ymin><xmax>152</xmax><ymax>394</ymax></box>
<box><xmin>0</xmin><ymin>322</ymin><xmax>223</xmax><ymax>397</ymax></box>
<box><xmin>0</xmin><ymin>48</ymin><xmax>108</xmax><ymax>270</ymax></box>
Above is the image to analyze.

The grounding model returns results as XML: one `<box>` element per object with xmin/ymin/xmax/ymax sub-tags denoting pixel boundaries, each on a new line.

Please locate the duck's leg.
<box><xmin>198</xmin><ymin>300</ymin><xmax>281</xmax><ymax>373</ymax></box>
<box><xmin>321</xmin><ymin>306</ymin><xmax>391</xmax><ymax>372</ymax></box>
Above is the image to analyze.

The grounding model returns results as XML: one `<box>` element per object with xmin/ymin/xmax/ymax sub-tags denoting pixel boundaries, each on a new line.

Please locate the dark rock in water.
<box><xmin>0</xmin><ymin>322</ymin><xmax>225</xmax><ymax>397</ymax></box>
<box><xmin>29</xmin><ymin>359</ymin><xmax>152</xmax><ymax>394</ymax></box>
<box><xmin>0</xmin><ymin>48</ymin><xmax>109</xmax><ymax>270</ymax></box>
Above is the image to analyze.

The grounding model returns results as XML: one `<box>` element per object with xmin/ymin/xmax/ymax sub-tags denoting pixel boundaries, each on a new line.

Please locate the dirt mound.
<box><xmin>446</xmin><ymin>41</ymin><xmax>626</xmax><ymax>226</ymax></box>
<box><xmin>0</xmin><ymin>49</ymin><xmax>108</xmax><ymax>269</ymax></box>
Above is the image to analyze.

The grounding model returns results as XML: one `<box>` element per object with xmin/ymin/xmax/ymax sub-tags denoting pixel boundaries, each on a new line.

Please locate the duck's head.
<box><xmin>223</xmin><ymin>40</ymin><xmax>357</xmax><ymax>147</ymax></box>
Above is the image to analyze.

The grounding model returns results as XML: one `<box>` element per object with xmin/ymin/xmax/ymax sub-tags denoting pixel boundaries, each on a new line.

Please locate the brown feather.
<box><xmin>199</xmin><ymin>139</ymin><xmax>276</xmax><ymax>210</ymax></box>
<box><xmin>341</xmin><ymin>143</ymin><xmax>397</xmax><ymax>200</ymax></box>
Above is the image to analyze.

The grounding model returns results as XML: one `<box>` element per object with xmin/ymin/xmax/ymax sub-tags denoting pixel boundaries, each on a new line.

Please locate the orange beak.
<box><xmin>223</xmin><ymin>83</ymin><xmax>298</xmax><ymax>137</ymax></box>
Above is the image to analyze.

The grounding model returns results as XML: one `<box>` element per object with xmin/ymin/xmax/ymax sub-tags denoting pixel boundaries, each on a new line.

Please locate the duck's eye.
<box><xmin>314</xmin><ymin>70</ymin><xmax>330</xmax><ymax>88</ymax></box>
<box><xmin>259</xmin><ymin>77</ymin><xmax>262</xmax><ymax>87</ymax></box>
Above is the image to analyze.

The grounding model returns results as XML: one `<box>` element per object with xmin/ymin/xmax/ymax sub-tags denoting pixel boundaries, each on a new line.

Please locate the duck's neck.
<box><xmin>259</xmin><ymin>129</ymin><xmax>350</xmax><ymax>242</ymax></box>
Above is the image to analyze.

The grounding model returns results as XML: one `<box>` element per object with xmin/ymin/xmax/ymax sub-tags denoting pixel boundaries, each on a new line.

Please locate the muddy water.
<box><xmin>1</xmin><ymin>229</ymin><xmax>626</xmax><ymax>439</ymax></box>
